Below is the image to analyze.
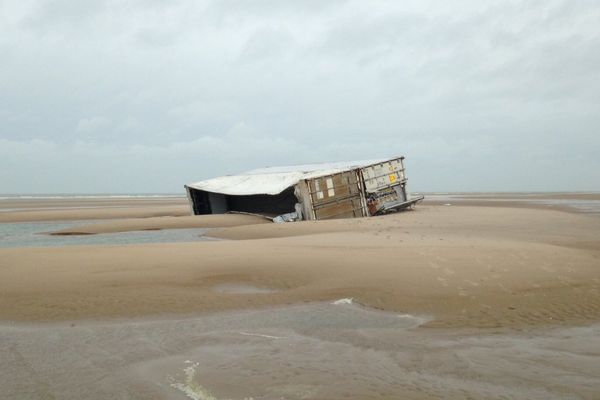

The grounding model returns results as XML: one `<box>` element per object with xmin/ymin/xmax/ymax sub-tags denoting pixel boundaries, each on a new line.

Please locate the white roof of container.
<box><xmin>186</xmin><ymin>159</ymin><xmax>390</xmax><ymax>196</ymax></box>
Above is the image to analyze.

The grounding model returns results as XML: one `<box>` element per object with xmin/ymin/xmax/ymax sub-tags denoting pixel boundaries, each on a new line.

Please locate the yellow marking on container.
<box><xmin>389</xmin><ymin>174</ymin><xmax>397</xmax><ymax>183</ymax></box>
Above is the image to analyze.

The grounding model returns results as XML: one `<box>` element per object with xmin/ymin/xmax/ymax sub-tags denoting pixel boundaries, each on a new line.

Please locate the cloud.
<box><xmin>76</xmin><ymin>116</ymin><xmax>111</xmax><ymax>134</ymax></box>
<box><xmin>1</xmin><ymin>0</ymin><xmax>599</xmax><ymax>193</ymax></box>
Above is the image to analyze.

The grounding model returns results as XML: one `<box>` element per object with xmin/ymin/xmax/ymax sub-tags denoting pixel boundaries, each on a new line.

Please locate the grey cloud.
<box><xmin>1</xmin><ymin>0</ymin><xmax>599</xmax><ymax>193</ymax></box>
<box><xmin>239</xmin><ymin>27</ymin><xmax>296</xmax><ymax>62</ymax></box>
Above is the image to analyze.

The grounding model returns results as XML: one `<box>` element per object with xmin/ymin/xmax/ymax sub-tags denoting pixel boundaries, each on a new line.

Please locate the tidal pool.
<box><xmin>1</xmin><ymin>301</ymin><xmax>598</xmax><ymax>400</ymax></box>
<box><xmin>211</xmin><ymin>283</ymin><xmax>280</xmax><ymax>294</ymax></box>
<box><xmin>0</xmin><ymin>221</ymin><xmax>211</xmax><ymax>248</ymax></box>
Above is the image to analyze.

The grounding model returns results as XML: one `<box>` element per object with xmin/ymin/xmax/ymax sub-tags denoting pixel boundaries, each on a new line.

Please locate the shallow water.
<box><xmin>211</xmin><ymin>283</ymin><xmax>280</xmax><ymax>294</ymax></box>
<box><xmin>424</xmin><ymin>194</ymin><xmax>600</xmax><ymax>215</ymax></box>
<box><xmin>0</xmin><ymin>221</ymin><xmax>211</xmax><ymax>248</ymax></box>
<box><xmin>1</xmin><ymin>301</ymin><xmax>599</xmax><ymax>400</ymax></box>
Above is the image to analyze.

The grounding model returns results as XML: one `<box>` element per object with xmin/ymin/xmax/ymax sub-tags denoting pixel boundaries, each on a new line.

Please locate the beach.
<box><xmin>1</xmin><ymin>194</ymin><xmax>599</xmax><ymax>399</ymax></box>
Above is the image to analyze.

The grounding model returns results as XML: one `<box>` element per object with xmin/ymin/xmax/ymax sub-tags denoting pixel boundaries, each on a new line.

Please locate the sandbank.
<box><xmin>1</xmin><ymin>204</ymin><xmax>599</xmax><ymax>329</ymax></box>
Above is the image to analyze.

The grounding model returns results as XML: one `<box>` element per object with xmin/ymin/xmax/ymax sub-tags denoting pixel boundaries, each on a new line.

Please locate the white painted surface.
<box><xmin>362</xmin><ymin>158</ymin><xmax>405</xmax><ymax>192</ymax></box>
<box><xmin>186</xmin><ymin>159</ymin><xmax>392</xmax><ymax>196</ymax></box>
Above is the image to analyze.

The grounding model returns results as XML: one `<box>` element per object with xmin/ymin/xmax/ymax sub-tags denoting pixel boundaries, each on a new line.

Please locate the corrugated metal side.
<box><xmin>361</xmin><ymin>157</ymin><xmax>406</xmax><ymax>193</ymax></box>
<box><xmin>306</xmin><ymin>171</ymin><xmax>367</xmax><ymax>220</ymax></box>
<box><xmin>314</xmin><ymin>197</ymin><xmax>365</xmax><ymax>220</ymax></box>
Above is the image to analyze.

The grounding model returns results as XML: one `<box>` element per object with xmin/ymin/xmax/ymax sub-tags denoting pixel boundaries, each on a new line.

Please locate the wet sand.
<box><xmin>1</xmin><ymin>202</ymin><xmax>599</xmax><ymax>328</ymax></box>
<box><xmin>3</xmin><ymin>301</ymin><xmax>599</xmax><ymax>400</ymax></box>
<box><xmin>1</xmin><ymin>195</ymin><xmax>600</xmax><ymax>399</ymax></box>
<box><xmin>0</xmin><ymin>196</ymin><xmax>190</xmax><ymax>222</ymax></box>
<box><xmin>48</xmin><ymin>214</ymin><xmax>270</xmax><ymax>235</ymax></box>
<box><xmin>423</xmin><ymin>192</ymin><xmax>600</xmax><ymax>215</ymax></box>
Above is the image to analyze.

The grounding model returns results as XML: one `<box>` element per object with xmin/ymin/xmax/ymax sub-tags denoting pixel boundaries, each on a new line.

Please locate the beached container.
<box><xmin>360</xmin><ymin>158</ymin><xmax>410</xmax><ymax>215</ymax></box>
<box><xmin>301</xmin><ymin>170</ymin><xmax>367</xmax><ymax>220</ymax></box>
<box><xmin>185</xmin><ymin>157</ymin><xmax>423</xmax><ymax>222</ymax></box>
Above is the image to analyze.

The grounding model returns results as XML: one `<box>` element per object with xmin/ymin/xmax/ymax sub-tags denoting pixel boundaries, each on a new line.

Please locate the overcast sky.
<box><xmin>1</xmin><ymin>0</ymin><xmax>599</xmax><ymax>193</ymax></box>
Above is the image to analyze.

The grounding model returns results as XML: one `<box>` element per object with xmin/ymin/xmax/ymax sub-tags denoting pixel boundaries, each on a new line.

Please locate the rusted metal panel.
<box><xmin>313</xmin><ymin>197</ymin><xmax>364</xmax><ymax>220</ymax></box>
<box><xmin>306</xmin><ymin>171</ymin><xmax>367</xmax><ymax>220</ymax></box>
<box><xmin>308</xmin><ymin>171</ymin><xmax>361</xmax><ymax>205</ymax></box>
<box><xmin>294</xmin><ymin>180</ymin><xmax>316</xmax><ymax>221</ymax></box>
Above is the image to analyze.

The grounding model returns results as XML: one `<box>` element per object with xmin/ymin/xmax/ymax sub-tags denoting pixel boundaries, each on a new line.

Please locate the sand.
<box><xmin>4</xmin><ymin>303</ymin><xmax>599</xmax><ymax>400</ymax></box>
<box><xmin>2</xmin><ymin>195</ymin><xmax>600</xmax><ymax>399</ymax></box>
<box><xmin>1</xmin><ymin>201</ymin><xmax>599</xmax><ymax>329</ymax></box>
<box><xmin>423</xmin><ymin>192</ymin><xmax>600</xmax><ymax>215</ymax></box>
<box><xmin>49</xmin><ymin>214</ymin><xmax>270</xmax><ymax>235</ymax></box>
<box><xmin>0</xmin><ymin>196</ymin><xmax>190</xmax><ymax>222</ymax></box>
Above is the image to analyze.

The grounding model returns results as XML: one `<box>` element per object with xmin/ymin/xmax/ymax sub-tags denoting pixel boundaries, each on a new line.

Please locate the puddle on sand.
<box><xmin>0</xmin><ymin>220</ymin><xmax>212</xmax><ymax>248</ymax></box>
<box><xmin>1</xmin><ymin>301</ymin><xmax>599</xmax><ymax>400</ymax></box>
<box><xmin>424</xmin><ymin>194</ymin><xmax>600</xmax><ymax>215</ymax></box>
<box><xmin>135</xmin><ymin>301</ymin><xmax>427</xmax><ymax>400</ymax></box>
<box><xmin>211</xmin><ymin>283</ymin><xmax>279</xmax><ymax>294</ymax></box>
